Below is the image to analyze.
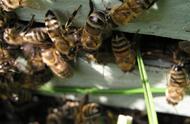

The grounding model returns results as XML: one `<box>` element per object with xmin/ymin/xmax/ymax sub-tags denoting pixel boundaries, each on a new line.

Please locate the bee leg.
<box><xmin>22</xmin><ymin>15</ymin><xmax>35</xmax><ymax>35</ymax></box>
<box><xmin>88</xmin><ymin>0</ymin><xmax>94</xmax><ymax>16</ymax></box>
<box><xmin>64</xmin><ymin>5</ymin><xmax>82</xmax><ymax>30</ymax></box>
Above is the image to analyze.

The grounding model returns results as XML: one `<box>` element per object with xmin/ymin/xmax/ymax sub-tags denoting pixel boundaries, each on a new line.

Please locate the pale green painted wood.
<box><xmin>16</xmin><ymin>0</ymin><xmax>190</xmax><ymax>40</ymax></box>
<box><xmin>15</xmin><ymin>0</ymin><xmax>190</xmax><ymax>116</ymax></box>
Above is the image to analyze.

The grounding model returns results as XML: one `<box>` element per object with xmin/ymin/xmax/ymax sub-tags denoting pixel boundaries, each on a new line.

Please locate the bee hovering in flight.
<box><xmin>166</xmin><ymin>64</ymin><xmax>190</xmax><ymax>105</ymax></box>
<box><xmin>41</xmin><ymin>47</ymin><xmax>73</xmax><ymax>79</ymax></box>
<box><xmin>109</xmin><ymin>0</ymin><xmax>158</xmax><ymax>26</ymax></box>
<box><xmin>0</xmin><ymin>0</ymin><xmax>42</xmax><ymax>12</ymax></box>
<box><xmin>111</xmin><ymin>33</ymin><xmax>136</xmax><ymax>72</ymax></box>
<box><xmin>45</xmin><ymin>5</ymin><xmax>81</xmax><ymax>60</ymax></box>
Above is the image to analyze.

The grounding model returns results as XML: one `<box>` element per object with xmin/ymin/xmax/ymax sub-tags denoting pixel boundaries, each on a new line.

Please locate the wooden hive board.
<box><xmin>15</xmin><ymin>0</ymin><xmax>190</xmax><ymax>116</ymax></box>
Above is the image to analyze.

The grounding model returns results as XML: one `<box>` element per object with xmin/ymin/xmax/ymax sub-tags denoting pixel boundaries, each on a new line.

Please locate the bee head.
<box><xmin>88</xmin><ymin>10</ymin><xmax>106</xmax><ymax>28</ymax></box>
<box><xmin>172</xmin><ymin>64</ymin><xmax>183</xmax><ymax>71</ymax></box>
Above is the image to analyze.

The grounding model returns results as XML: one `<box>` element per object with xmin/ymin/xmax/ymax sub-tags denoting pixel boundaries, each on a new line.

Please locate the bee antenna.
<box><xmin>88</xmin><ymin>0</ymin><xmax>94</xmax><ymax>16</ymax></box>
<box><xmin>65</xmin><ymin>5</ymin><xmax>82</xmax><ymax>29</ymax></box>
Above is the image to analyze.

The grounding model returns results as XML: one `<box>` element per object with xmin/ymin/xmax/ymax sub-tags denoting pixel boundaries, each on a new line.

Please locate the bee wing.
<box><xmin>178</xmin><ymin>41</ymin><xmax>190</xmax><ymax>54</ymax></box>
<box><xmin>22</xmin><ymin>0</ymin><xmax>45</xmax><ymax>10</ymax></box>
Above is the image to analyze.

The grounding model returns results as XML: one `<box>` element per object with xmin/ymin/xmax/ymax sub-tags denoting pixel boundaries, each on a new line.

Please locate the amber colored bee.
<box><xmin>0</xmin><ymin>0</ymin><xmax>42</xmax><ymax>12</ymax></box>
<box><xmin>111</xmin><ymin>33</ymin><xmax>136</xmax><ymax>72</ymax></box>
<box><xmin>21</xmin><ymin>44</ymin><xmax>46</xmax><ymax>72</ymax></box>
<box><xmin>44</xmin><ymin>5</ymin><xmax>81</xmax><ymax>60</ymax></box>
<box><xmin>109</xmin><ymin>0</ymin><xmax>158</xmax><ymax>26</ymax></box>
<box><xmin>166</xmin><ymin>64</ymin><xmax>189</xmax><ymax>105</ymax></box>
<box><xmin>41</xmin><ymin>47</ymin><xmax>73</xmax><ymax>79</ymax></box>
<box><xmin>75</xmin><ymin>102</ymin><xmax>101</xmax><ymax>124</ymax></box>
<box><xmin>81</xmin><ymin>0</ymin><xmax>110</xmax><ymax>51</ymax></box>
<box><xmin>3</xmin><ymin>26</ymin><xmax>48</xmax><ymax>45</ymax></box>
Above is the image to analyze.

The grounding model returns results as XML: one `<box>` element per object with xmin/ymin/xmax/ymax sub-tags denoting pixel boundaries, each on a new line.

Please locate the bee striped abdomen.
<box><xmin>45</xmin><ymin>10</ymin><xmax>72</xmax><ymax>57</ymax></box>
<box><xmin>81</xmin><ymin>10</ymin><xmax>107</xmax><ymax>50</ymax></box>
<box><xmin>110</xmin><ymin>0</ymin><xmax>157</xmax><ymax>26</ymax></box>
<box><xmin>41</xmin><ymin>48</ymin><xmax>72</xmax><ymax>78</ymax></box>
<box><xmin>0</xmin><ymin>0</ymin><xmax>20</xmax><ymax>12</ymax></box>
<box><xmin>82</xmin><ymin>103</ymin><xmax>100</xmax><ymax>118</ymax></box>
<box><xmin>166</xmin><ymin>65</ymin><xmax>189</xmax><ymax>105</ymax></box>
<box><xmin>112</xmin><ymin>34</ymin><xmax>136</xmax><ymax>72</ymax></box>
<box><xmin>21</xmin><ymin>28</ymin><xmax>48</xmax><ymax>44</ymax></box>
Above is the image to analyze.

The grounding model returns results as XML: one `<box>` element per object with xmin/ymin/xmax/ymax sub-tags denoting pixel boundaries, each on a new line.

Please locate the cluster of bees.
<box><xmin>1</xmin><ymin>0</ymin><xmax>190</xmax><ymax>110</ymax></box>
<box><xmin>46</xmin><ymin>95</ymin><xmax>116</xmax><ymax>124</ymax></box>
<box><xmin>0</xmin><ymin>0</ymin><xmax>158</xmax><ymax>103</ymax></box>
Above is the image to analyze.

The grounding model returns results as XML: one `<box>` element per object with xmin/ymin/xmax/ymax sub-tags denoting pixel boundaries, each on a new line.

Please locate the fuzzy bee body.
<box><xmin>75</xmin><ymin>103</ymin><xmax>100</xmax><ymax>124</ymax></box>
<box><xmin>45</xmin><ymin>10</ymin><xmax>77</xmax><ymax>60</ymax></box>
<box><xmin>111</xmin><ymin>33</ymin><xmax>136</xmax><ymax>72</ymax></box>
<box><xmin>0</xmin><ymin>0</ymin><xmax>22</xmax><ymax>12</ymax></box>
<box><xmin>109</xmin><ymin>0</ymin><xmax>157</xmax><ymax>26</ymax></box>
<box><xmin>3</xmin><ymin>27</ymin><xmax>48</xmax><ymax>45</ymax></box>
<box><xmin>41</xmin><ymin>48</ymin><xmax>72</xmax><ymax>79</ymax></box>
<box><xmin>0</xmin><ymin>0</ymin><xmax>42</xmax><ymax>12</ymax></box>
<box><xmin>22</xmin><ymin>44</ymin><xmax>46</xmax><ymax>72</ymax></box>
<box><xmin>166</xmin><ymin>64</ymin><xmax>189</xmax><ymax>105</ymax></box>
<box><xmin>81</xmin><ymin>9</ymin><xmax>108</xmax><ymax>51</ymax></box>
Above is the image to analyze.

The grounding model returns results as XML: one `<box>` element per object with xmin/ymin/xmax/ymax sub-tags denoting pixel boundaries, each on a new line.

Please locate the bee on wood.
<box><xmin>111</xmin><ymin>33</ymin><xmax>136</xmax><ymax>72</ymax></box>
<box><xmin>81</xmin><ymin>0</ymin><xmax>111</xmax><ymax>51</ymax></box>
<box><xmin>41</xmin><ymin>47</ymin><xmax>73</xmax><ymax>79</ymax></box>
<box><xmin>166</xmin><ymin>64</ymin><xmax>189</xmax><ymax>105</ymax></box>
<box><xmin>109</xmin><ymin>0</ymin><xmax>158</xmax><ymax>26</ymax></box>
<box><xmin>44</xmin><ymin>5</ymin><xmax>81</xmax><ymax>60</ymax></box>
<box><xmin>0</xmin><ymin>0</ymin><xmax>42</xmax><ymax>12</ymax></box>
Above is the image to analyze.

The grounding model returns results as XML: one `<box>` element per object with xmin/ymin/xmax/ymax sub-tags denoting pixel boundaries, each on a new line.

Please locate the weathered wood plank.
<box><xmin>16</xmin><ymin>0</ymin><xmax>190</xmax><ymax>41</ymax></box>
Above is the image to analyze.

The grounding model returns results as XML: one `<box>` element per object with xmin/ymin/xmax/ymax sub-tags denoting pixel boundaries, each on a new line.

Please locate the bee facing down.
<box><xmin>81</xmin><ymin>0</ymin><xmax>110</xmax><ymax>51</ymax></box>
<box><xmin>166</xmin><ymin>64</ymin><xmax>190</xmax><ymax>105</ymax></box>
<box><xmin>41</xmin><ymin>47</ymin><xmax>73</xmax><ymax>79</ymax></box>
<box><xmin>111</xmin><ymin>33</ymin><xmax>136</xmax><ymax>72</ymax></box>
<box><xmin>109</xmin><ymin>0</ymin><xmax>158</xmax><ymax>26</ymax></box>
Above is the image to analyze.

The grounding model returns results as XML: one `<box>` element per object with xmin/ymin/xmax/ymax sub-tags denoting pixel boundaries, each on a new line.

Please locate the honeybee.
<box><xmin>111</xmin><ymin>33</ymin><xmax>136</xmax><ymax>72</ymax></box>
<box><xmin>166</xmin><ymin>64</ymin><xmax>189</xmax><ymax>105</ymax></box>
<box><xmin>41</xmin><ymin>47</ymin><xmax>73</xmax><ymax>79</ymax></box>
<box><xmin>109</xmin><ymin>0</ymin><xmax>158</xmax><ymax>26</ymax></box>
<box><xmin>75</xmin><ymin>102</ymin><xmax>101</xmax><ymax>124</ymax></box>
<box><xmin>46</xmin><ymin>99</ymin><xmax>79</xmax><ymax>124</ymax></box>
<box><xmin>81</xmin><ymin>0</ymin><xmax>110</xmax><ymax>51</ymax></box>
<box><xmin>21</xmin><ymin>44</ymin><xmax>46</xmax><ymax>72</ymax></box>
<box><xmin>44</xmin><ymin>5</ymin><xmax>81</xmax><ymax>60</ymax></box>
<box><xmin>0</xmin><ymin>45</ymin><xmax>17</xmax><ymax>83</ymax></box>
<box><xmin>3</xmin><ymin>26</ymin><xmax>49</xmax><ymax>45</ymax></box>
<box><xmin>0</xmin><ymin>0</ymin><xmax>42</xmax><ymax>12</ymax></box>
